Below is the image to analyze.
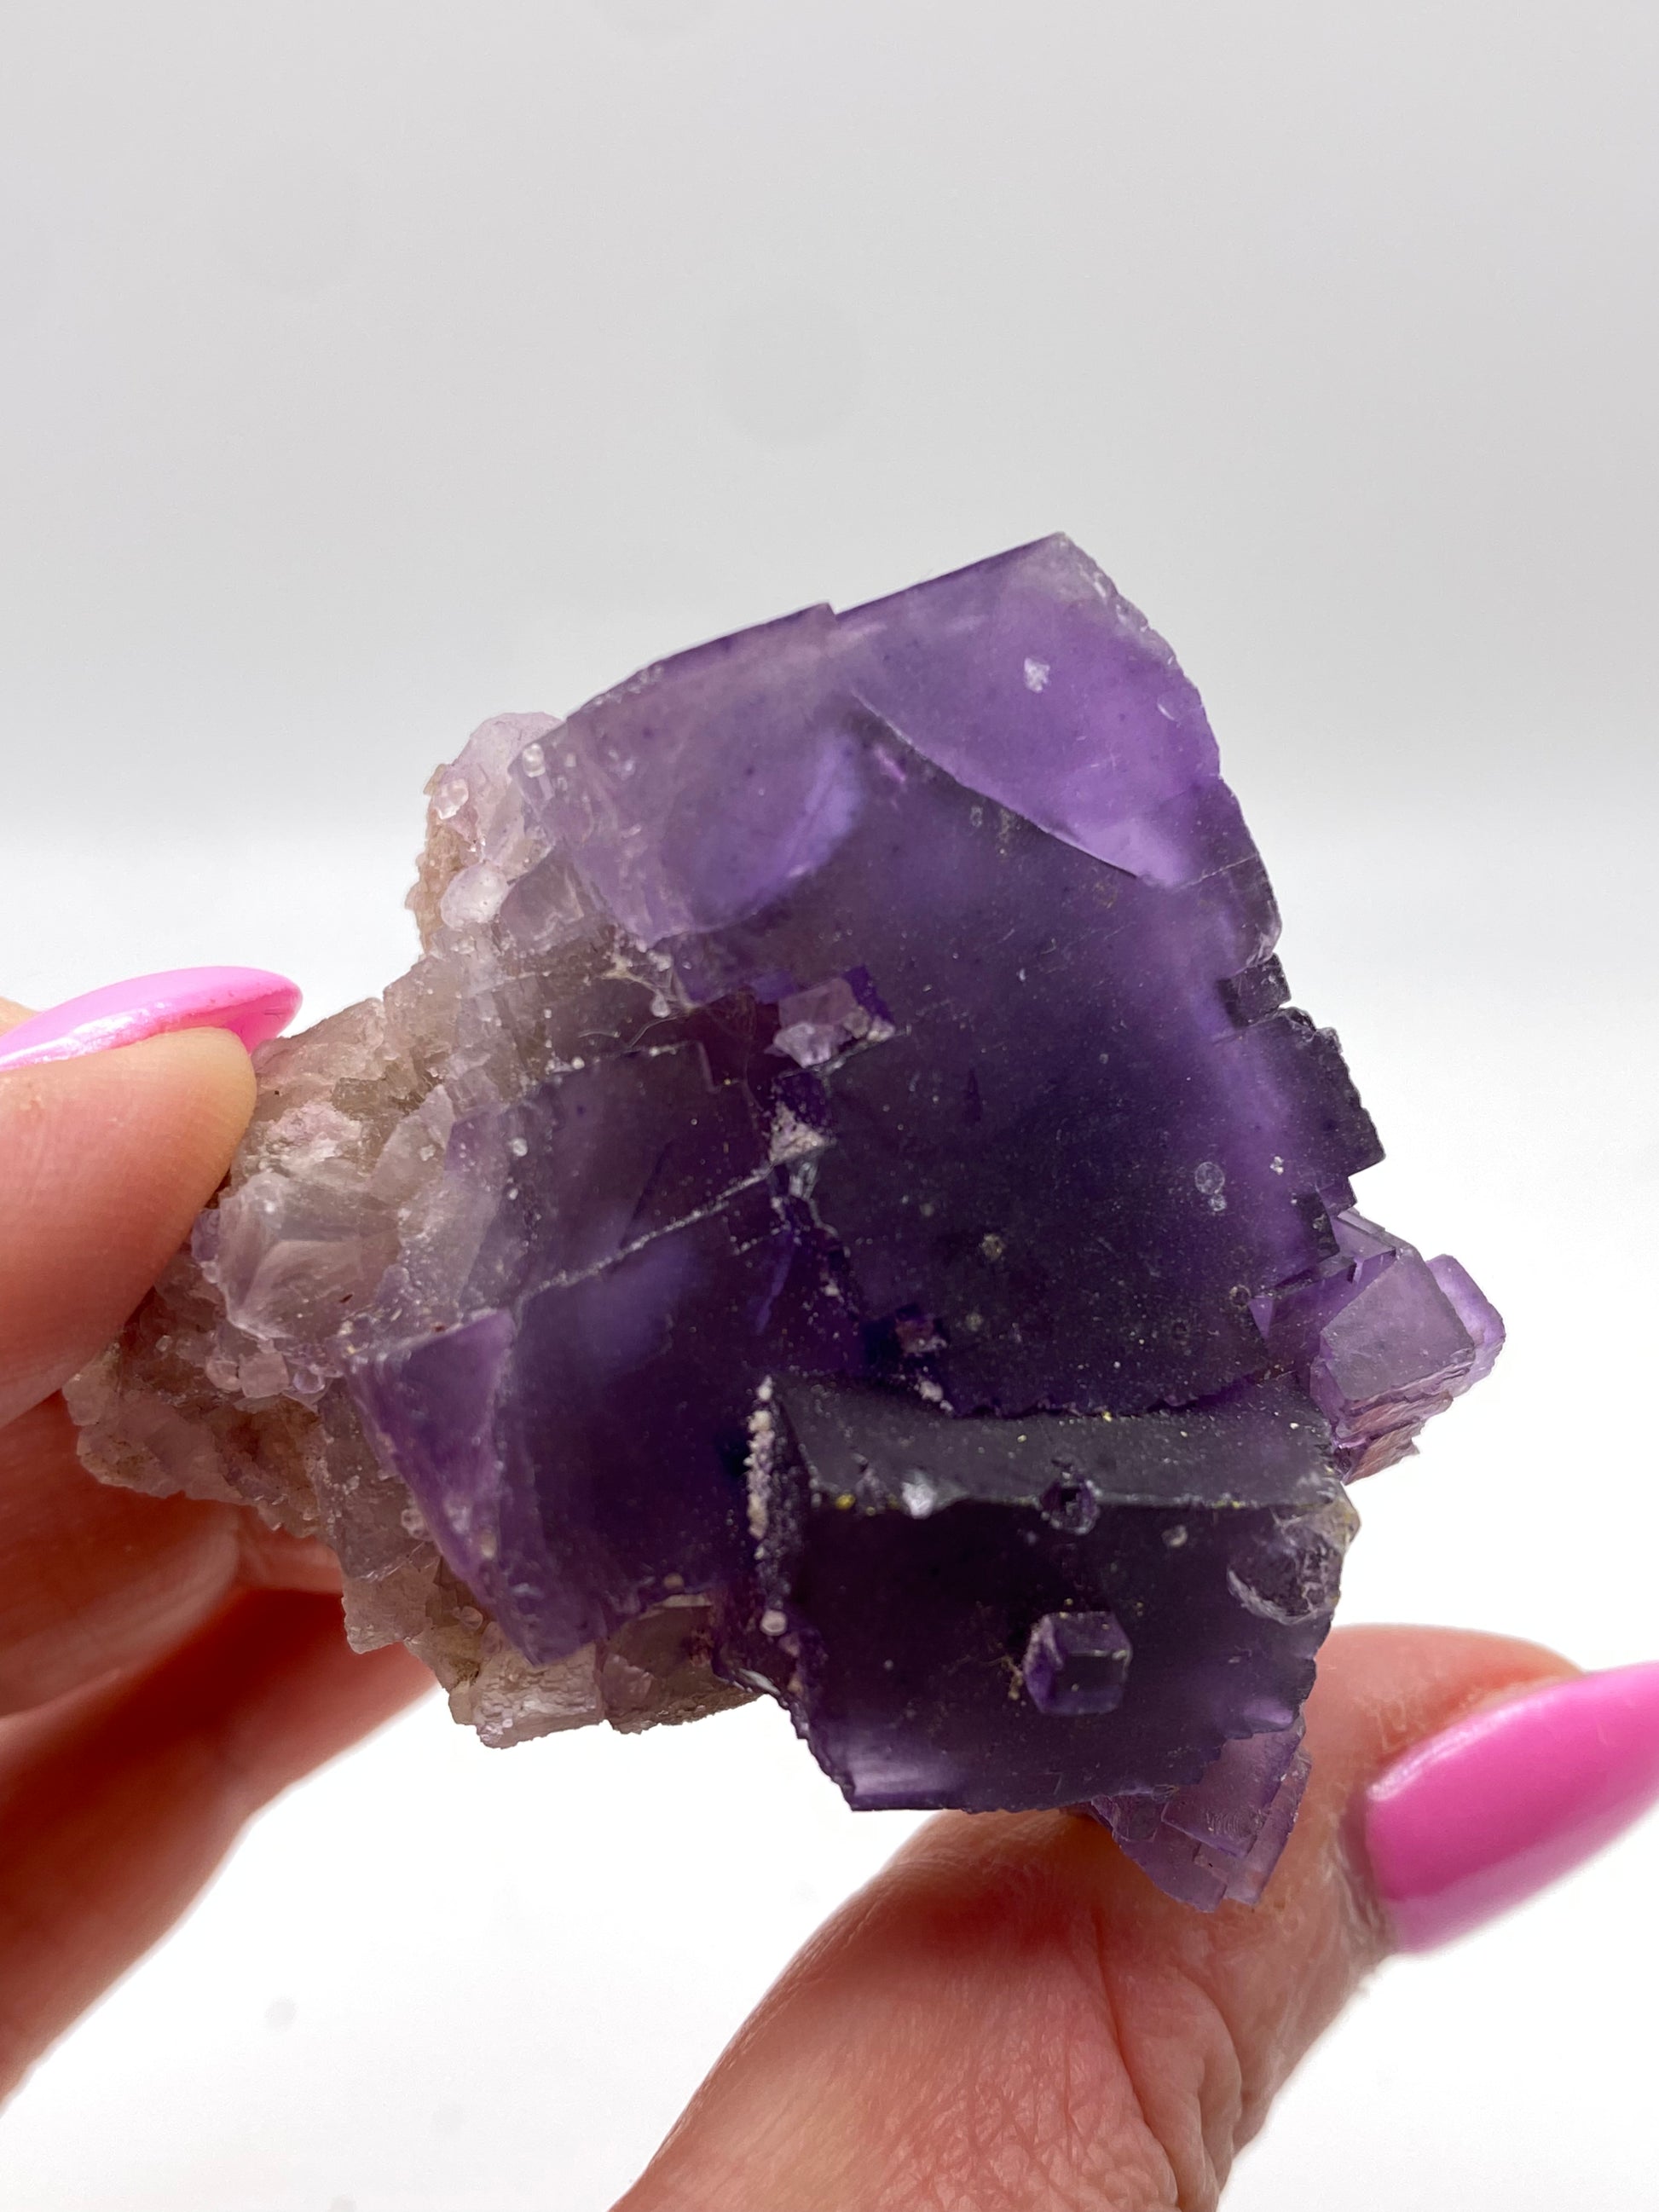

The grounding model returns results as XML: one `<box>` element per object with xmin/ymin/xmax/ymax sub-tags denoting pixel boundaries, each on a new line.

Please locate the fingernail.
<box><xmin>0</xmin><ymin>967</ymin><xmax>301</xmax><ymax>1072</ymax></box>
<box><xmin>1364</xmin><ymin>1662</ymin><xmax>1659</xmax><ymax>1951</ymax></box>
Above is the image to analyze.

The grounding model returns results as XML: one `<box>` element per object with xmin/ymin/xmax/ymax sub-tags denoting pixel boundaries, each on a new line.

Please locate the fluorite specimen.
<box><xmin>70</xmin><ymin>536</ymin><xmax>1502</xmax><ymax>1908</ymax></box>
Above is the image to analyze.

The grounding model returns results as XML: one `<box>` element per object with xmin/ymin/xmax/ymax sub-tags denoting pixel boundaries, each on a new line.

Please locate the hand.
<box><xmin>0</xmin><ymin>999</ymin><xmax>426</xmax><ymax>2098</ymax></box>
<box><xmin>619</xmin><ymin>1625</ymin><xmax>1597</xmax><ymax>2209</ymax></box>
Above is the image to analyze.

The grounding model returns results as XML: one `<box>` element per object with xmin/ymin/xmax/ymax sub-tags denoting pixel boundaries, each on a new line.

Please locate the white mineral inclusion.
<box><xmin>900</xmin><ymin>1471</ymin><xmax>940</xmax><ymax>1518</ymax></box>
<box><xmin>439</xmin><ymin>861</ymin><xmax>512</xmax><ymax>927</ymax></box>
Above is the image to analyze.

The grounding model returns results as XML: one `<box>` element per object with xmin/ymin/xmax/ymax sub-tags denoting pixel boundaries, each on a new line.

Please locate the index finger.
<box><xmin>0</xmin><ymin>1028</ymin><xmax>255</xmax><ymax>1426</ymax></box>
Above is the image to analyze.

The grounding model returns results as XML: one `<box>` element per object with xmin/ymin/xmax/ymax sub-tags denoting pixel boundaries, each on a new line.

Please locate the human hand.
<box><xmin>0</xmin><ymin>988</ymin><xmax>427</xmax><ymax>2099</ymax></box>
<box><xmin>618</xmin><ymin>1627</ymin><xmax>1659</xmax><ymax>2209</ymax></box>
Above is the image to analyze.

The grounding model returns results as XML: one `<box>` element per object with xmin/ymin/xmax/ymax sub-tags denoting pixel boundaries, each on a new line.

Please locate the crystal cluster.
<box><xmin>69</xmin><ymin>536</ymin><xmax>1501</xmax><ymax>1906</ymax></box>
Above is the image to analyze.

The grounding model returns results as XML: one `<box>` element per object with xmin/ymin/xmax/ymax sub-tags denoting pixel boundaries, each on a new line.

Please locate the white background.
<box><xmin>2</xmin><ymin>4</ymin><xmax>1656</xmax><ymax>2207</ymax></box>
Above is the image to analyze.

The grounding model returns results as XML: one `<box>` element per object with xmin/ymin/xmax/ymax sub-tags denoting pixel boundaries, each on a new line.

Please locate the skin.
<box><xmin>0</xmin><ymin>996</ymin><xmax>1572</xmax><ymax>2208</ymax></box>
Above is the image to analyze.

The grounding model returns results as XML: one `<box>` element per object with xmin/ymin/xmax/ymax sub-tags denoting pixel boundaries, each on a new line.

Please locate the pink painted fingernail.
<box><xmin>1364</xmin><ymin>1662</ymin><xmax>1659</xmax><ymax>1951</ymax></box>
<box><xmin>0</xmin><ymin>967</ymin><xmax>301</xmax><ymax>1072</ymax></box>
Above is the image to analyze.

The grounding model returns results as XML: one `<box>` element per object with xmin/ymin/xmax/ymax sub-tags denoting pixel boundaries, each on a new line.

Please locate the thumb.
<box><xmin>618</xmin><ymin>1626</ymin><xmax>1659</xmax><ymax>2212</ymax></box>
<box><xmin>0</xmin><ymin>1023</ymin><xmax>255</xmax><ymax>1426</ymax></box>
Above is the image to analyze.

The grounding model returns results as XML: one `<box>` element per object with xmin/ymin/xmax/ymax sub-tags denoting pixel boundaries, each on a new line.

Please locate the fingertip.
<box><xmin>120</xmin><ymin>1022</ymin><xmax>260</xmax><ymax>1164</ymax></box>
<box><xmin>1301</xmin><ymin>1624</ymin><xmax>1579</xmax><ymax>1811</ymax></box>
<box><xmin>205</xmin><ymin>1594</ymin><xmax>434</xmax><ymax>1812</ymax></box>
<box><xmin>0</xmin><ymin>967</ymin><xmax>299</xmax><ymax>1071</ymax></box>
<box><xmin>0</xmin><ymin>1020</ymin><xmax>257</xmax><ymax>1153</ymax></box>
<box><xmin>0</xmin><ymin>1027</ymin><xmax>258</xmax><ymax>1424</ymax></box>
<box><xmin>1354</xmin><ymin>1648</ymin><xmax>1657</xmax><ymax>1955</ymax></box>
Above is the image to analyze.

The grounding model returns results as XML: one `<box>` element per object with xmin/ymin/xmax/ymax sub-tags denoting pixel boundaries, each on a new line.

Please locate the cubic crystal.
<box><xmin>68</xmin><ymin>535</ymin><xmax>1501</xmax><ymax>1907</ymax></box>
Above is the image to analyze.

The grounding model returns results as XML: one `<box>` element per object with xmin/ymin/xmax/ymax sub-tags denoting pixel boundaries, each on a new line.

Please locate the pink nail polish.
<box><xmin>0</xmin><ymin>967</ymin><xmax>301</xmax><ymax>1072</ymax></box>
<box><xmin>1364</xmin><ymin>1662</ymin><xmax>1659</xmax><ymax>1951</ymax></box>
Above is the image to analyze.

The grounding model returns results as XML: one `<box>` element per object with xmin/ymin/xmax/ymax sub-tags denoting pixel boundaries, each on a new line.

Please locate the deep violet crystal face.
<box><xmin>69</xmin><ymin>536</ymin><xmax>1502</xmax><ymax>1909</ymax></box>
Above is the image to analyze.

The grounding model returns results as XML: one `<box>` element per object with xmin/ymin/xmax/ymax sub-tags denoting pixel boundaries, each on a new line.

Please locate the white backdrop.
<box><xmin>2</xmin><ymin>6</ymin><xmax>1656</xmax><ymax>2207</ymax></box>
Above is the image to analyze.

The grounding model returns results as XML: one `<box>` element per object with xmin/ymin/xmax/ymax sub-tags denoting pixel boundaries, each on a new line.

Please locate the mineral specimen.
<box><xmin>68</xmin><ymin>535</ymin><xmax>1502</xmax><ymax>1904</ymax></box>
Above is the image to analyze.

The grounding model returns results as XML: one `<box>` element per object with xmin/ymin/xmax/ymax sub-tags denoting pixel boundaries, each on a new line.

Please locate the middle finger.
<box><xmin>0</xmin><ymin>1393</ymin><xmax>336</xmax><ymax>1714</ymax></box>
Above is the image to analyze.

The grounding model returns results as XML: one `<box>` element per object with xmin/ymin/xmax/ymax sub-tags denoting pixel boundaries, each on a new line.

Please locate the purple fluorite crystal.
<box><xmin>744</xmin><ymin>1375</ymin><xmax>1351</xmax><ymax>1816</ymax></box>
<box><xmin>1092</xmin><ymin>1723</ymin><xmax>1313</xmax><ymax>1911</ymax></box>
<box><xmin>69</xmin><ymin>536</ymin><xmax>1501</xmax><ymax>1906</ymax></box>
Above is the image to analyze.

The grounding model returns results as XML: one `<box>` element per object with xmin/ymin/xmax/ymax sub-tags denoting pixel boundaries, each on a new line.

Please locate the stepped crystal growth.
<box><xmin>69</xmin><ymin>537</ymin><xmax>1501</xmax><ymax>1908</ymax></box>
